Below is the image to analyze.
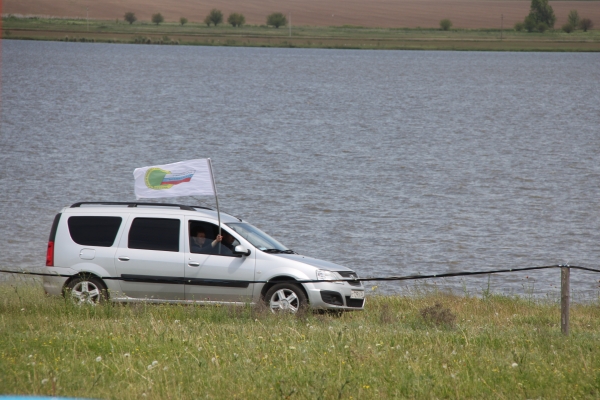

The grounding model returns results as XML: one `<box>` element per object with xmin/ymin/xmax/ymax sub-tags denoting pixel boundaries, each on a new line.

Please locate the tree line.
<box><xmin>123</xmin><ymin>11</ymin><xmax>288</xmax><ymax>28</ymax></box>
<box><xmin>512</xmin><ymin>0</ymin><xmax>593</xmax><ymax>33</ymax></box>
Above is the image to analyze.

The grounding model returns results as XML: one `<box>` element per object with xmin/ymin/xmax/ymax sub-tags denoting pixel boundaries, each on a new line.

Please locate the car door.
<box><xmin>114</xmin><ymin>215</ymin><xmax>185</xmax><ymax>300</ymax></box>
<box><xmin>185</xmin><ymin>219</ymin><xmax>255</xmax><ymax>303</ymax></box>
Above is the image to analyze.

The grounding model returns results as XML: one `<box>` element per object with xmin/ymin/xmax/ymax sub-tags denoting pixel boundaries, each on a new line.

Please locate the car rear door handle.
<box><xmin>118</xmin><ymin>256</ymin><xmax>130</xmax><ymax>261</ymax></box>
<box><xmin>188</xmin><ymin>261</ymin><xmax>200</xmax><ymax>267</ymax></box>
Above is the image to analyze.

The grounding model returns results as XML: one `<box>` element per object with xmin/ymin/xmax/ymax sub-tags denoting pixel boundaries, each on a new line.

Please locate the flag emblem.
<box><xmin>145</xmin><ymin>168</ymin><xmax>195</xmax><ymax>190</ymax></box>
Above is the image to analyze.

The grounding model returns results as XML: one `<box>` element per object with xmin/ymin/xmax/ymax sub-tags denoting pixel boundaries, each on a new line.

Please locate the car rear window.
<box><xmin>68</xmin><ymin>216</ymin><xmax>123</xmax><ymax>247</ymax></box>
<box><xmin>128</xmin><ymin>218</ymin><xmax>180</xmax><ymax>252</ymax></box>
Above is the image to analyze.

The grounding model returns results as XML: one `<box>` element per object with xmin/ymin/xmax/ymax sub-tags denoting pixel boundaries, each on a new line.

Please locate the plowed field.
<box><xmin>4</xmin><ymin>0</ymin><xmax>600</xmax><ymax>29</ymax></box>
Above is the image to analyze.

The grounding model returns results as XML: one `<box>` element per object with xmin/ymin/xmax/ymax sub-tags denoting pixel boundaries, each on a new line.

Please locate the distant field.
<box><xmin>3</xmin><ymin>17</ymin><xmax>600</xmax><ymax>51</ymax></box>
<box><xmin>3</xmin><ymin>0</ymin><xmax>600</xmax><ymax>29</ymax></box>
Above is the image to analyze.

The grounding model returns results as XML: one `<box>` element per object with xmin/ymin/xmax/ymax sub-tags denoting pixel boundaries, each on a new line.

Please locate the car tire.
<box><xmin>65</xmin><ymin>275</ymin><xmax>108</xmax><ymax>305</ymax></box>
<box><xmin>264</xmin><ymin>282</ymin><xmax>307</xmax><ymax>314</ymax></box>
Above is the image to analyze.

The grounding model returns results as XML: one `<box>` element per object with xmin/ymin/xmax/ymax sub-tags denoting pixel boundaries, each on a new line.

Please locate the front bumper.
<box><xmin>306</xmin><ymin>281</ymin><xmax>365</xmax><ymax>310</ymax></box>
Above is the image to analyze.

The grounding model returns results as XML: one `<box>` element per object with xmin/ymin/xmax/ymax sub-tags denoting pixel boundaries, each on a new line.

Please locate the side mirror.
<box><xmin>234</xmin><ymin>245</ymin><xmax>251</xmax><ymax>256</ymax></box>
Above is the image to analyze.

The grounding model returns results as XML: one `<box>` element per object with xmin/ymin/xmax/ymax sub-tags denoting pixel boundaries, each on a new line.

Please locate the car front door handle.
<box><xmin>188</xmin><ymin>261</ymin><xmax>200</xmax><ymax>267</ymax></box>
<box><xmin>118</xmin><ymin>256</ymin><xmax>130</xmax><ymax>261</ymax></box>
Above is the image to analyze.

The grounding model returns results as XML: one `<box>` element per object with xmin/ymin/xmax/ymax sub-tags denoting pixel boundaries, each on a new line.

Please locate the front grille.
<box><xmin>337</xmin><ymin>271</ymin><xmax>362</xmax><ymax>287</ymax></box>
<box><xmin>345</xmin><ymin>296</ymin><xmax>365</xmax><ymax>308</ymax></box>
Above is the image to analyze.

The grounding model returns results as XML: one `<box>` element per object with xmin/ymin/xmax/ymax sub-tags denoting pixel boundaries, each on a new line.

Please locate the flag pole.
<box><xmin>207</xmin><ymin>158</ymin><xmax>222</xmax><ymax>245</ymax></box>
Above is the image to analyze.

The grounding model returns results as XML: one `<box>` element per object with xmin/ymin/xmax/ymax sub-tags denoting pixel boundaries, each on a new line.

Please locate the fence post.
<box><xmin>561</xmin><ymin>267</ymin><xmax>570</xmax><ymax>335</ymax></box>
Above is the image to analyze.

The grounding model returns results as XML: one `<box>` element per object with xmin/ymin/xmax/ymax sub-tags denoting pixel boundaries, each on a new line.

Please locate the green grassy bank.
<box><xmin>2</xmin><ymin>16</ymin><xmax>600</xmax><ymax>51</ymax></box>
<box><xmin>1</xmin><ymin>282</ymin><xmax>599</xmax><ymax>398</ymax></box>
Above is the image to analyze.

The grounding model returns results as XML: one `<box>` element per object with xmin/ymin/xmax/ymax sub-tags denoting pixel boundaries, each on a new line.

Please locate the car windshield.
<box><xmin>226</xmin><ymin>222</ymin><xmax>288</xmax><ymax>251</ymax></box>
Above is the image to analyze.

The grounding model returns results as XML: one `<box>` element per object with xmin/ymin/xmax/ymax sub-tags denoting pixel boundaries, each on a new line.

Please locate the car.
<box><xmin>43</xmin><ymin>202</ymin><xmax>365</xmax><ymax>312</ymax></box>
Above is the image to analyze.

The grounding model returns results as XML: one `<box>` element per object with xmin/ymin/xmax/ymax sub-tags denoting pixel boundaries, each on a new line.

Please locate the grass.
<box><xmin>1</xmin><ymin>281</ymin><xmax>599</xmax><ymax>398</ymax></box>
<box><xmin>2</xmin><ymin>16</ymin><xmax>600</xmax><ymax>51</ymax></box>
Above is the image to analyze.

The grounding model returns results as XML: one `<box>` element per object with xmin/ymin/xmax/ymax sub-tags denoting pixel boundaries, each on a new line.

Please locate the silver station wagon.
<box><xmin>43</xmin><ymin>202</ymin><xmax>365</xmax><ymax>312</ymax></box>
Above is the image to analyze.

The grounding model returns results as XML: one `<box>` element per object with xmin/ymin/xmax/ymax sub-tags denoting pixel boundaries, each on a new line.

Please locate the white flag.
<box><xmin>133</xmin><ymin>159</ymin><xmax>215</xmax><ymax>199</ymax></box>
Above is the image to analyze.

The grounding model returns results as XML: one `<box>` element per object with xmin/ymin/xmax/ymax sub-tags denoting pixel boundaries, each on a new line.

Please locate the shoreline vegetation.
<box><xmin>2</xmin><ymin>16</ymin><xmax>599</xmax><ymax>51</ymax></box>
<box><xmin>1</xmin><ymin>282</ymin><xmax>599</xmax><ymax>398</ymax></box>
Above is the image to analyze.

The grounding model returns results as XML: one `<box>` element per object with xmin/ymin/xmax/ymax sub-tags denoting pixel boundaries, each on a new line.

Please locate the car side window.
<box><xmin>189</xmin><ymin>221</ymin><xmax>241</xmax><ymax>257</ymax></box>
<box><xmin>128</xmin><ymin>218</ymin><xmax>180</xmax><ymax>252</ymax></box>
<box><xmin>68</xmin><ymin>216</ymin><xmax>122</xmax><ymax>247</ymax></box>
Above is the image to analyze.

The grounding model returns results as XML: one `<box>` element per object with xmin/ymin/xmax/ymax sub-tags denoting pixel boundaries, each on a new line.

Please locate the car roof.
<box><xmin>60</xmin><ymin>202</ymin><xmax>242</xmax><ymax>223</ymax></box>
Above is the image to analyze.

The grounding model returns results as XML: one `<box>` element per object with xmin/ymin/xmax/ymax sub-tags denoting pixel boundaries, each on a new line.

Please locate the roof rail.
<box><xmin>70</xmin><ymin>202</ymin><xmax>197</xmax><ymax>211</ymax></box>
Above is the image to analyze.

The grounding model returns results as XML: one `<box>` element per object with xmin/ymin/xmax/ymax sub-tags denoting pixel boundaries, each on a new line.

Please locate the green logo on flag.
<box><xmin>145</xmin><ymin>168</ymin><xmax>173</xmax><ymax>190</ymax></box>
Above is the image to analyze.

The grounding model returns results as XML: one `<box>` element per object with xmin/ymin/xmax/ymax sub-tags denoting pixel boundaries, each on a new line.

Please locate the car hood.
<box><xmin>272</xmin><ymin>254</ymin><xmax>353</xmax><ymax>272</ymax></box>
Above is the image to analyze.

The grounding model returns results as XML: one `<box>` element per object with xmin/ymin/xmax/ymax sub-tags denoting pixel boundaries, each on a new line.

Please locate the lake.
<box><xmin>1</xmin><ymin>40</ymin><xmax>599</xmax><ymax>300</ymax></box>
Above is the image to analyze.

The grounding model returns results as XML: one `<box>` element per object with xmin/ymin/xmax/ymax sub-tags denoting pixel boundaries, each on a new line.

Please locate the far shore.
<box><xmin>2</xmin><ymin>17</ymin><xmax>600</xmax><ymax>51</ymax></box>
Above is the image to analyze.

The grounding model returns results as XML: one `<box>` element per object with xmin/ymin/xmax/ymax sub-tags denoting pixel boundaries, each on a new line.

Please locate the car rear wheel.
<box><xmin>265</xmin><ymin>283</ymin><xmax>307</xmax><ymax>314</ymax></box>
<box><xmin>65</xmin><ymin>275</ymin><xmax>107</xmax><ymax>305</ymax></box>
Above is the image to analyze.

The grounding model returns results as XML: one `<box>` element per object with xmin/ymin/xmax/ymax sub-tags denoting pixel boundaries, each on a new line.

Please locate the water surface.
<box><xmin>2</xmin><ymin>41</ymin><xmax>599</xmax><ymax>300</ymax></box>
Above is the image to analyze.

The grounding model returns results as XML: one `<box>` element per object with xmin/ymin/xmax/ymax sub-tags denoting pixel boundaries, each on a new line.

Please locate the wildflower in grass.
<box><xmin>197</xmin><ymin>347</ymin><xmax>203</xmax><ymax>351</ymax></box>
<box><xmin>152</xmin><ymin>360</ymin><xmax>158</xmax><ymax>366</ymax></box>
<box><xmin>512</xmin><ymin>363</ymin><xmax>518</xmax><ymax>368</ymax></box>
<box><xmin>289</xmin><ymin>346</ymin><xmax>296</xmax><ymax>350</ymax></box>
<box><xmin>123</xmin><ymin>353</ymin><xmax>131</xmax><ymax>358</ymax></box>
<box><xmin>174</xmin><ymin>320</ymin><xmax>180</xmax><ymax>324</ymax></box>
<box><xmin>41</xmin><ymin>379</ymin><xmax>49</xmax><ymax>385</ymax></box>
<box><xmin>96</xmin><ymin>356</ymin><xmax>102</xmax><ymax>362</ymax></box>
<box><xmin>163</xmin><ymin>366</ymin><xmax>168</xmax><ymax>371</ymax></box>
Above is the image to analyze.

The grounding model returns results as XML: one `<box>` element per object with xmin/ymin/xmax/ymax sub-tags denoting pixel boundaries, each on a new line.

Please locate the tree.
<box><xmin>180</xmin><ymin>17</ymin><xmax>188</xmax><ymax>26</ymax></box>
<box><xmin>124</xmin><ymin>12</ymin><xmax>137</xmax><ymax>25</ymax></box>
<box><xmin>567</xmin><ymin>10</ymin><xmax>580</xmax><ymax>28</ymax></box>
<box><xmin>524</xmin><ymin>15</ymin><xmax>537</xmax><ymax>32</ymax></box>
<box><xmin>152</xmin><ymin>13</ymin><xmax>164</xmax><ymax>25</ymax></box>
<box><xmin>579</xmin><ymin>18</ymin><xmax>593</xmax><ymax>32</ymax></box>
<box><xmin>206</xmin><ymin>9</ymin><xmax>223</xmax><ymax>26</ymax></box>
<box><xmin>562</xmin><ymin>23</ymin><xmax>574</xmax><ymax>33</ymax></box>
<box><xmin>440</xmin><ymin>19</ymin><xmax>452</xmax><ymax>31</ymax></box>
<box><xmin>537</xmin><ymin>22</ymin><xmax>548</xmax><ymax>32</ymax></box>
<box><xmin>267</xmin><ymin>12</ymin><xmax>287</xmax><ymax>28</ymax></box>
<box><xmin>514</xmin><ymin>22</ymin><xmax>525</xmax><ymax>31</ymax></box>
<box><xmin>527</xmin><ymin>0</ymin><xmax>556</xmax><ymax>28</ymax></box>
<box><xmin>228</xmin><ymin>13</ymin><xmax>246</xmax><ymax>27</ymax></box>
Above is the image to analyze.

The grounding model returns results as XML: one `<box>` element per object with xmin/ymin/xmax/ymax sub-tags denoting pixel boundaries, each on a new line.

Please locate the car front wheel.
<box><xmin>265</xmin><ymin>283</ymin><xmax>307</xmax><ymax>314</ymax></box>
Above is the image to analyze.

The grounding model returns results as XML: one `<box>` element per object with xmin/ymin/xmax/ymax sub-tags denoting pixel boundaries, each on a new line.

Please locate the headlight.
<box><xmin>316</xmin><ymin>270</ymin><xmax>343</xmax><ymax>284</ymax></box>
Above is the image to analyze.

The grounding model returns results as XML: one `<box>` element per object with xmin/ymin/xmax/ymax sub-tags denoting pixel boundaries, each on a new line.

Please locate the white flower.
<box><xmin>96</xmin><ymin>356</ymin><xmax>102</xmax><ymax>362</ymax></box>
<box><xmin>197</xmin><ymin>347</ymin><xmax>203</xmax><ymax>351</ymax></box>
<box><xmin>174</xmin><ymin>320</ymin><xmax>180</xmax><ymax>324</ymax></box>
<box><xmin>123</xmin><ymin>353</ymin><xmax>131</xmax><ymax>358</ymax></box>
<box><xmin>512</xmin><ymin>363</ymin><xmax>518</xmax><ymax>368</ymax></box>
<box><xmin>147</xmin><ymin>365</ymin><xmax>154</xmax><ymax>370</ymax></box>
<box><xmin>41</xmin><ymin>379</ymin><xmax>49</xmax><ymax>385</ymax></box>
<box><xmin>152</xmin><ymin>360</ymin><xmax>158</xmax><ymax>366</ymax></box>
<box><xmin>289</xmin><ymin>346</ymin><xmax>296</xmax><ymax>350</ymax></box>
<box><xmin>163</xmin><ymin>366</ymin><xmax>168</xmax><ymax>371</ymax></box>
